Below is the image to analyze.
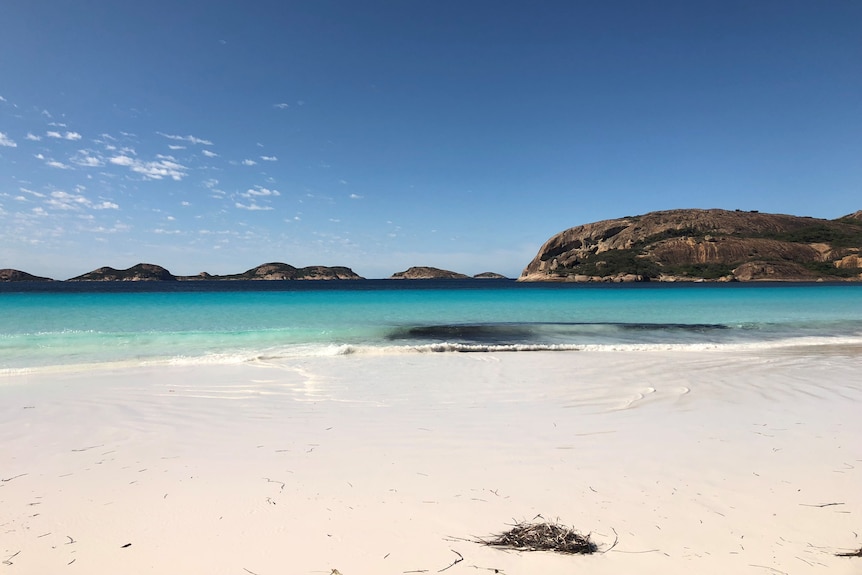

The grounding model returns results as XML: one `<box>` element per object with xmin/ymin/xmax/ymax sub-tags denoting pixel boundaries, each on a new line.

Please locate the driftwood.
<box><xmin>480</xmin><ymin>521</ymin><xmax>597</xmax><ymax>555</ymax></box>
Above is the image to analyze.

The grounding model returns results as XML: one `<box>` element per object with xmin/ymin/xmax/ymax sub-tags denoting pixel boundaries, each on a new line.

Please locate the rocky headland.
<box><xmin>519</xmin><ymin>208</ymin><xmax>862</xmax><ymax>282</ymax></box>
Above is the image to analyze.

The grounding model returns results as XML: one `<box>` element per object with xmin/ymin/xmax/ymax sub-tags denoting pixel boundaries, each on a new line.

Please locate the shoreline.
<box><xmin>2</xmin><ymin>350</ymin><xmax>861</xmax><ymax>574</ymax></box>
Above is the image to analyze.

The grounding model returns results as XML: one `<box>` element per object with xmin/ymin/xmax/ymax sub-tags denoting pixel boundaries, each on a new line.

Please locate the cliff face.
<box><xmin>519</xmin><ymin>209</ymin><xmax>862</xmax><ymax>282</ymax></box>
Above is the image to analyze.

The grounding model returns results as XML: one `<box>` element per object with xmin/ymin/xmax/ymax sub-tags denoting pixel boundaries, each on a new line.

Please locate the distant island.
<box><xmin>0</xmin><ymin>269</ymin><xmax>54</xmax><ymax>282</ymax></box>
<box><xmin>519</xmin><ymin>208</ymin><xmax>862</xmax><ymax>282</ymax></box>
<box><xmin>389</xmin><ymin>266</ymin><xmax>507</xmax><ymax>280</ymax></box>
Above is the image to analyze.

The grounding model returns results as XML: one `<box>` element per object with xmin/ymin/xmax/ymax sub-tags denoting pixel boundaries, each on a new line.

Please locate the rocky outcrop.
<box><xmin>0</xmin><ymin>269</ymin><xmax>54</xmax><ymax>282</ymax></box>
<box><xmin>473</xmin><ymin>272</ymin><xmax>508</xmax><ymax>279</ymax></box>
<box><xmin>389</xmin><ymin>266</ymin><xmax>470</xmax><ymax>279</ymax></box>
<box><xmin>520</xmin><ymin>208</ymin><xmax>862</xmax><ymax>282</ymax></box>
<box><xmin>68</xmin><ymin>263</ymin><xmax>176</xmax><ymax>282</ymax></box>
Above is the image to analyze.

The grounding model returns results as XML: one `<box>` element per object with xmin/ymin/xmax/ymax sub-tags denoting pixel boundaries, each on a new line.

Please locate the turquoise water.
<box><xmin>1</xmin><ymin>280</ymin><xmax>861</xmax><ymax>371</ymax></box>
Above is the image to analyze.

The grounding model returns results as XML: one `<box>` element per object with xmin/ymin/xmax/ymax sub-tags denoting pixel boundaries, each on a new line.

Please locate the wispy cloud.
<box><xmin>46</xmin><ymin>131</ymin><xmax>82</xmax><ymax>141</ymax></box>
<box><xmin>349</xmin><ymin>193</ymin><xmax>363</xmax><ymax>199</ymax></box>
<box><xmin>201</xmin><ymin>149</ymin><xmax>218</xmax><ymax>158</ymax></box>
<box><xmin>19</xmin><ymin>187</ymin><xmax>46</xmax><ymax>198</ymax></box>
<box><xmin>109</xmin><ymin>154</ymin><xmax>187</xmax><ymax>180</ymax></box>
<box><xmin>156</xmin><ymin>132</ymin><xmax>213</xmax><ymax>146</ymax></box>
<box><xmin>168</xmin><ymin>144</ymin><xmax>186</xmax><ymax>150</ymax></box>
<box><xmin>25</xmin><ymin>132</ymin><xmax>41</xmax><ymax>141</ymax></box>
<box><xmin>46</xmin><ymin>160</ymin><xmax>72</xmax><ymax>169</ymax></box>
<box><xmin>0</xmin><ymin>132</ymin><xmax>16</xmax><ymax>147</ymax></box>
<box><xmin>71</xmin><ymin>153</ymin><xmax>103</xmax><ymax>167</ymax></box>
<box><xmin>241</xmin><ymin>186</ymin><xmax>280</xmax><ymax>198</ymax></box>
<box><xmin>45</xmin><ymin>190</ymin><xmax>117</xmax><ymax>211</ymax></box>
<box><xmin>235</xmin><ymin>202</ymin><xmax>274</xmax><ymax>211</ymax></box>
<box><xmin>242</xmin><ymin>159</ymin><xmax>257</xmax><ymax>166</ymax></box>
<box><xmin>260</xmin><ymin>155</ymin><xmax>277</xmax><ymax>161</ymax></box>
<box><xmin>273</xmin><ymin>103</ymin><xmax>290</xmax><ymax>109</ymax></box>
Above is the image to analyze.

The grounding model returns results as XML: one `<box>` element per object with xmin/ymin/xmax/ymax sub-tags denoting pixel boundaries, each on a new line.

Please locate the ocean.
<box><xmin>1</xmin><ymin>279</ymin><xmax>861</xmax><ymax>372</ymax></box>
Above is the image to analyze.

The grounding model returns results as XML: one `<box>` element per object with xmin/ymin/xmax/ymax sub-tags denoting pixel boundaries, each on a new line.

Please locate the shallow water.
<box><xmin>1</xmin><ymin>280</ymin><xmax>860</xmax><ymax>371</ymax></box>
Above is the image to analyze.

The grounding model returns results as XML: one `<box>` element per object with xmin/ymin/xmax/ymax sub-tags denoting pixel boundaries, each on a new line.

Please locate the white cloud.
<box><xmin>260</xmin><ymin>155</ymin><xmax>277</xmax><ymax>161</ymax></box>
<box><xmin>109</xmin><ymin>154</ymin><xmax>187</xmax><ymax>180</ymax></box>
<box><xmin>47</xmin><ymin>191</ymin><xmax>89</xmax><ymax>210</ymax></box>
<box><xmin>46</xmin><ymin>131</ymin><xmax>81</xmax><ymax>141</ymax></box>
<box><xmin>168</xmin><ymin>144</ymin><xmax>186</xmax><ymax>150</ymax></box>
<box><xmin>274</xmin><ymin>103</ymin><xmax>290</xmax><ymax>109</ymax></box>
<box><xmin>349</xmin><ymin>193</ymin><xmax>363</xmax><ymax>199</ymax></box>
<box><xmin>72</xmin><ymin>155</ymin><xmax>103</xmax><ymax>167</ymax></box>
<box><xmin>181</xmin><ymin>201</ymin><xmax>191</xmax><ymax>206</ymax></box>
<box><xmin>0</xmin><ymin>95</ymin><xmax>6</xmax><ymax>102</ymax></box>
<box><xmin>43</xmin><ymin>190</ymin><xmax>120</xmax><ymax>211</ymax></box>
<box><xmin>201</xmin><ymin>149</ymin><xmax>218</xmax><ymax>158</ymax></box>
<box><xmin>34</xmin><ymin>153</ymin><xmax>45</xmax><ymax>160</ymax></box>
<box><xmin>25</xmin><ymin>132</ymin><xmax>41</xmax><ymax>141</ymax></box>
<box><xmin>242</xmin><ymin>159</ymin><xmax>257</xmax><ymax>166</ymax></box>
<box><xmin>20</xmin><ymin>187</ymin><xmax>45</xmax><ymax>198</ymax></box>
<box><xmin>94</xmin><ymin>201</ymin><xmax>119</xmax><ymax>210</ymax></box>
<box><xmin>70</xmin><ymin>150</ymin><xmax>103</xmax><ymax>167</ymax></box>
<box><xmin>157</xmin><ymin>132</ymin><xmax>213</xmax><ymax>145</ymax></box>
<box><xmin>235</xmin><ymin>202</ymin><xmax>273</xmax><ymax>211</ymax></box>
<box><xmin>46</xmin><ymin>160</ymin><xmax>71</xmax><ymax>169</ymax></box>
<box><xmin>0</xmin><ymin>132</ymin><xmax>16</xmax><ymax>147</ymax></box>
<box><xmin>241</xmin><ymin>186</ymin><xmax>280</xmax><ymax>198</ymax></box>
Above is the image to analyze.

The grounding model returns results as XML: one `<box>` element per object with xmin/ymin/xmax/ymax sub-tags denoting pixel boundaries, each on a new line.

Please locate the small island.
<box><xmin>388</xmin><ymin>266</ymin><xmax>507</xmax><ymax>280</ymax></box>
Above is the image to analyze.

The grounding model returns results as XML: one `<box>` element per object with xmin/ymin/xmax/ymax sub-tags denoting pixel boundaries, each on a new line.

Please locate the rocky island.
<box><xmin>519</xmin><ymin>208</ymin><xmax>862</xmax><ymax>282</ymax></box>
<box><xmin>0</xmin><ymin>269</ymin><xmax>54</xmax><ymax>282</ymax></box>
<box><xmin>389</xmin><ymin>266</ymin><xmax>507</xmax><ymax>279</ymax></box>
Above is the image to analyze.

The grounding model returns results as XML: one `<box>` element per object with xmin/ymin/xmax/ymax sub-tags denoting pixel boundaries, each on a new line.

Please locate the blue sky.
<box><xmin>1</xmin><ymin>1</ymin><xmax>859</xmax><ymax>279</ymax></box>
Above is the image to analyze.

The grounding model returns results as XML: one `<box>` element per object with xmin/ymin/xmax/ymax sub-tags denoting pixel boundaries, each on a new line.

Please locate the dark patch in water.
<box><xmin>387</xmin><ymin>322</ymin><xmax>729</xmax><ymax>345</ymax></box>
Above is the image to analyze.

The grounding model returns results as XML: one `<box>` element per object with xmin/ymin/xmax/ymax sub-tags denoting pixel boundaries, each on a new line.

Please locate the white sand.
<box><xmin>2</xmin><ymin>349</ymin><xmax>861</xmax><ymax>574</ymax></box>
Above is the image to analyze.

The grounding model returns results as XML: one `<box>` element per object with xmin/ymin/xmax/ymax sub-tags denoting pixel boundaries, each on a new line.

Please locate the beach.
<box><xmin>2</xmin><ymin>348</ymin><xmax>860</xmax><ymax>575</ymax></box>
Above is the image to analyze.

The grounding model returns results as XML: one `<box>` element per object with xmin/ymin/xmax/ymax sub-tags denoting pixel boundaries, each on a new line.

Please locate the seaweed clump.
<box><xmin>482</xmin><ymin>521</ymin><xmax>598</xmax><ymax>555</ymax></box>
<box><xmin>836</xmin><ymin>547</ymin><xmax>862</xmax><ymax>557</ymax></box>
